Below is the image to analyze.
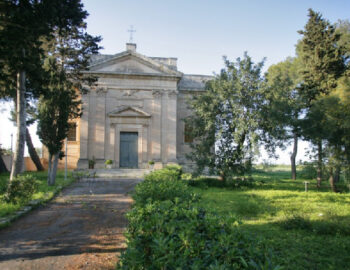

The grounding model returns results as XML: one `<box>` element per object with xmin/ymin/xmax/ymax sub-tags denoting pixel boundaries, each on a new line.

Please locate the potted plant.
<box><xmin>88</xmin><ymin>156</ymin><xmax>95</xmax><ymax>169</ymax></box>
<box><xmin>105</xmin><ymin>159</ymin><xmax>113</xmax><ymax>169</ymax></box>
<box><xmin>148</xmin><ymin>160</ymin><xmax>155</xmax><ymax>170</ymax></box>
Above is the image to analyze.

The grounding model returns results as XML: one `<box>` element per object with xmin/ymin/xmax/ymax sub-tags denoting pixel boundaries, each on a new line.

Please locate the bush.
<box><xmin>4</xmin><ymin>175</ymin><xmax>38</xmax><ymax>204</ymax></box>
<box><xmin>105</xmin><ymin>159</ymin><xmax>113</xmax><ymax>165</ymax></box>
<box><xmin>134</xmin><ymin>166</ymin><xmax>194</xmax><ymax>205</ymax></box>
<box><xmin>144</xmin><ymin>164</ymin><xmax>183</xmax><ymax>182</ymax></box>
<box><xmin>118</xmin><ymin>167</ymin><xmax>280</xmax><ymax>269</ymax></box>
<box><xmin>188</xmin><ymin>176</ymin><xmax>255</xmax><ymax>189</ymax></box>
<box><xmin>299</xmin><ymin>162</ymin><xmax>317</xmax><ymax>179</ymax></box>
<box><xmin>133</xmin><ymin>178</ymin><xmax>196</xmax><ymax>205</ymax></box>
<box><xmin>0</xmin><ymin>174</ymin><xmax>9</xmax><ymax>194</ymax></box>
<box><xmin>117</xmin><ymin>199</ymin><xmax>279</xmax><ymax>270</ymax></box>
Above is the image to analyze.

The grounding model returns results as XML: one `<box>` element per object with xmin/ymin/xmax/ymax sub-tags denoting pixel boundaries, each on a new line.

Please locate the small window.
<box><xmin>67</xmin><ymin>123</ymin><xmax>77</xmax><ymax>141</ymax></box>
<box><xmin>184</xmin><ymin>123</ymin><xmax>193</xmax><ymax>143</ymax></box>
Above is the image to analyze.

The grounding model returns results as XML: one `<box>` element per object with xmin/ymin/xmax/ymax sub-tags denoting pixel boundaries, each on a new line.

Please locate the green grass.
<box><xmin>192</xmin><ymin>168</ymin><xmax>350</xmax><ymax>269</ymax></box>
<box><xmin>0</xmin><ymin>170</ymin><xmax>76</xmax><ymax>218</ymax></box>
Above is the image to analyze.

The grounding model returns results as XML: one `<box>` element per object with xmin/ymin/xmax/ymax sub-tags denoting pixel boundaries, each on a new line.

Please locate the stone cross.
<box><xmin>127</xmin><ymin>25</ymin><xmax>136</xmax><ymax>43</ymax></box>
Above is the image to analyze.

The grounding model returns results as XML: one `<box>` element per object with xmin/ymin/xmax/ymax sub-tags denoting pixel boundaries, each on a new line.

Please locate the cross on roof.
<box><xmin>127</xmin><ymin>25</ymin><xmax>136</xmax><ymax>43</ymax></box>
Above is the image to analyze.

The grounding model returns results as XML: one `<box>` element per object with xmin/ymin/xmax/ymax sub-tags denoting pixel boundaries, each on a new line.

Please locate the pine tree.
<box><xmin>298</xmin><ymin>9</ymin><xmax>349</xmax><ymax>190</ymax></box>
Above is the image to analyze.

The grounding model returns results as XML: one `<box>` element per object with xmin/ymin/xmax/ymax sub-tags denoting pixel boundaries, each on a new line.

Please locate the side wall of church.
<box><xmin>176</xmin><ymin>90</ymin><xmax>205</xmax><ymax>171</ymax></box>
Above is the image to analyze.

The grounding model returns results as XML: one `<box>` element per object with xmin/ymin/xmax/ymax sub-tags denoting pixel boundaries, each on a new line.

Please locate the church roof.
<box><xmin>88</xmin><ymin>47</ymin><xmax>182</xmax><ymax>77</ymax></box>
<box><xmin>88</xmin><ymin>44</ymin><xmax>213</xmax><ymax>91</ymax></box>
<box><xmin>178</xmin><ymin>74</ymin><xmax>213</xmax><ymax>91</ymax></box>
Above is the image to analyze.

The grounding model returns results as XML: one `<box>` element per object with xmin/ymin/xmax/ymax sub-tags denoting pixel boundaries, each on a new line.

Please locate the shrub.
<box><xmin>117</xmin><ymin>199</ymin><xmax>279</xmax><ymax>270</ymax></box>
<box><xmin>133</xmin><ymin>176</ymin><xmax>195</xmax><ymax>205</ymax></box>
<box><xmin>0</xmin><ymin>175</ymin><xmax>9</xmax><ymax>194</ymax></box>
<box><xmin>299</xmin><ymin>162</ymin><xmax>317</xmax><ymax>179</ymax></box>
<box><xmin>148</xmin><ymin>160</ymin><xmax>155</xmax><ymax>165</ymax></box>
<box><xmin>118</xmin><ymin>167</ymin><xmax>280</xmax><ymax>269</ymax></box>
<box><xmin>188</xmin><ymin>176</ymin><xmax>255</xmax><ymax>189</ymax></box>
<box><xmin>4</xmin><ymin>175</ymin><xmax>38</xmax><ymax>204</ymax></box>
<box><xmin>164</xmin><ymin>164</ymin><xmax>182</xmax><ymax>180</ymax></box>
<box><xmin>144</xmin><ymin>165</ymin><xmax>182</xmax><ymax>182</ymax></box>
<box><xmin>105</xmin><ymin>159</ymin><xmax>113</xmax><ymax>165</ymax></box>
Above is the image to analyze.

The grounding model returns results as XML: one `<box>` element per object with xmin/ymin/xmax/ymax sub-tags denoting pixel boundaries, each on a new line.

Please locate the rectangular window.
<box><xmin>67</xmin><ymin>123</ymin><xmax>77</xmax><ymax>141</ymax></box>
<box><xmin>184</xmin><ymin>123</ymin><xmax>193</xmax><ymax>143</ymax></box>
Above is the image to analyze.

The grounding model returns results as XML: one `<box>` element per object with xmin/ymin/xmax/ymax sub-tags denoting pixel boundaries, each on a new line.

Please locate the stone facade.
<box><xmin>69</xmin><ymin>43</ymin><xmax>211</xmax><ymax>170</ymax></box>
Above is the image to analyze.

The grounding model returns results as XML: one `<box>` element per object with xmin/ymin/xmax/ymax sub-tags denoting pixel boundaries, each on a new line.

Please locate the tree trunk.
<box><xmin>26</xmin><ymin>127</ymin><xmax>44</xmax><ymax>171</ymax></box>
<box><xmin>10</xmin><ymin>71</ymin><xmax>26</xmax><ymax>180</ymax></box>
<box><xmin>48</xmin><ymin>152</ymin><xmax>59</xmax><ymax>186</ymax></box>
<box><xmin>316</xmin><ymin>140</ymin><xmax>322</xmax><ymax>189</ymax></box>
<box><xmin>0</xmin><ymin>155</ymin><xmax>8</xmax><ymax>173</ymax></box>
<box><xmin>47</xmin><ymin>153</ymin><xmax>52</xmax><ymax>184</ymax></box>
<box><xmin>329</xmin><ymin>167</ymin><xmax>337</xmax><ymax>192</ymax></box>
<box><xmin>290</xmin><ymin>132</ymin><xmax>298</xmax><ymax>180</ymax></box>
<box><xmin>334</xmin><ymin>166</ymin><xmax>341</xmax><ymax>183</ymax></box>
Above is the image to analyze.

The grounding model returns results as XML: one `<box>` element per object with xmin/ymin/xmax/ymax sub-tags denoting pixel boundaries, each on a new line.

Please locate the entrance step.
<box><xmin>94</xmin><ymin>168</ymin><xmax>151</xmax><ymax>179</ymax></box>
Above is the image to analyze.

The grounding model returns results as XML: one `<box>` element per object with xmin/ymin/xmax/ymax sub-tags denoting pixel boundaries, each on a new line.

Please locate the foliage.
<box><xmin>193</xmin><ymin>167</ymin><xmax>350</xmax><ymax>269</ymax></box>
<box><xmin>188</xmin><ymin>176</ymin><xmax>256</xmax><ymax>189</ymax></box>
<box><xmin>298</xmin><ymin>9</ymin><xmax>347</xmax><ymax>101</ymax></box>
<box><xmin>186</xmin><ymin>53</ymin><xmax>265</xmax><ymax>180</ymax></box>
<box><xmin>263</xmin><ymin>57</ymin><xmax>302</xmax><ymax>148</ymax></box>
<box><xmin>4</xmin><ymin>175</ymin><xmax>38</xmax><ymax>204</ymax></box>
<box><xmin>133</xmin><ymin>166</ymin><xmax>194</xmax><ymax>205</ymax></box>
<box><xmin>117</xmin><ymin>167</ymin><xmax>280</xmax><ymax>269</ymax></box>
<box><xmin>36</xmin><ymin>2</ymin><xmax>100</xmax><ymax>185</ymax></box>
<box><xmin>298</xmin><ymin>162</ymin><xmax>318</xmax><ymax>179</ymax></box>
<box><xmin>0</xmin><ymin>0</ymin><xmax>96</xmax><ymax>180</ymax></box>
<box><xmin>143</xmin><ymin>164</ymin><xmax>183</xmax><ymax>182</ymax></box>
<box><xmin>105</xmin><ymin>159</ymin><xmax>113</xmax><ymax>165</ymax></box>
<box><xmin>148</xmin><ymin>160</ymin><xmax>155</xmax><ymax>165</ymax></box>
<box><xmin>88</xmin><ymin>157</ymin><xmax>96</xmax><ymax>168</ymax></box>
<box><xmin>0</xmin><ymin>170</ymin><xmax>76</xmax><ymax>218</ymax></box>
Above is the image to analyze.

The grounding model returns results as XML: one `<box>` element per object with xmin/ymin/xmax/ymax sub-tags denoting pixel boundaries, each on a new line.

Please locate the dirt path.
<box><xmin>0</xmin><ymin>178</ymin><xmax>140</xmax><ymax>270</ymax></box>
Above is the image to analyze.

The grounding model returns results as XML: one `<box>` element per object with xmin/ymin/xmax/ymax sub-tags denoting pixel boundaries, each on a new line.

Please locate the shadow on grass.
<box><xmin>238</xmin><ymin>220</ymin><xmax>350</xmax><ymax>270</ymax></box>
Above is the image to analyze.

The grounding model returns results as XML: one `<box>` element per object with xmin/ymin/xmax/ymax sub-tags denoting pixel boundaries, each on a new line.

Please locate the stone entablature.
<box><xmin>74</xmin><ymin>43</ymin><xmax>212</xmax><ymax>170</ymax></box>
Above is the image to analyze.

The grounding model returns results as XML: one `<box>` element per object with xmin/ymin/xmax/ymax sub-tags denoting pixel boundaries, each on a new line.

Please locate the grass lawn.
<box><xmin>0</xmin><ymin>170</ymin><xmax>76</xmax><ymax>219</ymax></box>
<box><xmin>192</xmin><ymin>167</ymin><xmax>350</xmax><ymax>269</ymax></box>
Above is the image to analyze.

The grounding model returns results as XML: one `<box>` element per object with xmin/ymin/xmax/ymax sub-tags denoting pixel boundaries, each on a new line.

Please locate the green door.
<box><xmin>120</xmin><ymin>132</ymin><xmax>138</xmax><ymax>168</ymax></box>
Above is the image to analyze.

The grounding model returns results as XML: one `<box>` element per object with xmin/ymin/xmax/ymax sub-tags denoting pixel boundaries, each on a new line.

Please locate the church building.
<box><xmin>66</xmin><ymin>43</ymin><xmax>211</xmax><ymax>170</ymax></box>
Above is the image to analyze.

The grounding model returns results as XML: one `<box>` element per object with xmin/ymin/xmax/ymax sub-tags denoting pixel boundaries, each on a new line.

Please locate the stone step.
<box><xmin>93</xmin><ymin>168</ymin><xmax>152</xmax><ymax>179</ymax></box>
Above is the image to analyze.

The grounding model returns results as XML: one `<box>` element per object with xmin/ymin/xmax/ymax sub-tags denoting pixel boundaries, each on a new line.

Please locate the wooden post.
<box><xmin>304</xmin><ymin>181</ymin><xmax>309</xmax><ymax>192</ymax></box>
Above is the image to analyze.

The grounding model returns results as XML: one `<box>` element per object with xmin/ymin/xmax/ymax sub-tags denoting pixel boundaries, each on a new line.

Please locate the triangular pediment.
<box><xmin>88</xmin><ymin>51</ymin><xmax>182</xmax><ymax>77</ymax></box>
<box><xmin>108</xmin><ymin>106</ymin><xmax>151</xmax><ymax>118</ymax></box>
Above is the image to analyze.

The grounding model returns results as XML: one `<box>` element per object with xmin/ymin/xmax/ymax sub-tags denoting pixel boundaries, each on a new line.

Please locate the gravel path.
<box><xmin>0</xmin><ymin>178</ymin><xmax>140</xmax><ymax>270</ymax></box>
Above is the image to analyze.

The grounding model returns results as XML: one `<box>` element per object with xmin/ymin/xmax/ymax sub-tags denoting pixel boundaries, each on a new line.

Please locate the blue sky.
<box><xmin>83</xmin><ymin>0</ymin><xmax>350</xmax><ymax>74</ymax></box>
<box><xmin>1</xmin><ymin>0</ymin><xmax>349</xmax><ymax>163</ymax></box>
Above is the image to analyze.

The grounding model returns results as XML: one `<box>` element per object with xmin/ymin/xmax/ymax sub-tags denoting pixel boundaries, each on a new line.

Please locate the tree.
<box><xmin>0</xmin><ymin>0</ymin><xmax>92</xmax><ymax>180</ymax></box>
<box><xmin>264</xmin><ymin>57</ymin><xmax>302</xmax><ymax>179</ymax></box>
<box><xmin>0</xmin><ymin>145</ymin><xmax>9</xmax><ymax>173</ymax></box>
<box><xmin>298</xmin><ymin>9</ymin><xmax>348</xmax><ymax>190</ymax></box>
<box><xmin>10</xmin><ymin>103</ymin><xmax>44</xmax><ymax>171</ymax></box>
<box><xmin>186</xmin><ymin>53</ymin><xmax>265</xmax><ymax>181</ymax></box>
<box><xmin>37</xmin><ymin>12</ymin><xmax>100</xmax><ymax>185</ymax></box>
<box><xmin>37</xmin><ymin>83</ymin><xmax>80</xmax><ymax>185</ymax></box>
<box><xmin>0</xmin><ymin>0</ymin><xmax>51</xmax><ymax>179</ymax></box>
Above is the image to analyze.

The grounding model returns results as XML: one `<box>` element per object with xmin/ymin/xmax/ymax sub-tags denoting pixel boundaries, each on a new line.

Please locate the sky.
<box><xmin>1</xmin><ymin>0</ymin><xmax>349</xmax><ymax>164</ymax></box>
